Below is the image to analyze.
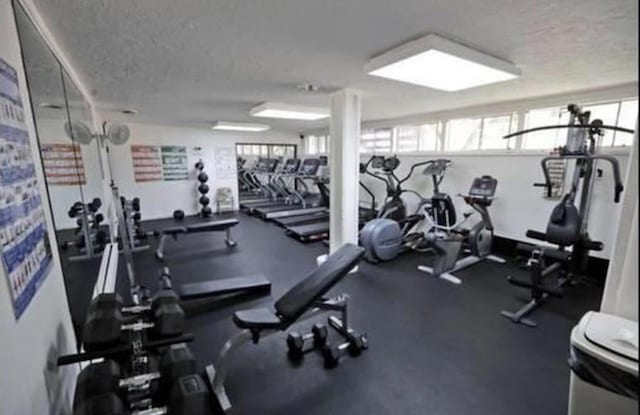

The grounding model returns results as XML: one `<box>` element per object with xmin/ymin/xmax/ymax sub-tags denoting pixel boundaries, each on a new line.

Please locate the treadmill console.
<box><xmin>467</xmin><ymin>175</ymin><xmax>498</xmax><ymax>200</ymax></box>
<box><xmin>299</xmin><ymin>158</ymin><xmax>321</xmax><ymax>176</ymax></box>
<box><xmin>319</xmin><ymin>156</ymin><xmax>328</xmax><ymax>166</ymax></box>
<box><xmin>283</xmin><ymin>158</ymin><xmax>301</xmax><ymax>174</ymax></box>
<box><xmin>370</xmin><ymin>156</ymin><xmax>385</xmax><ymax>169</ymax></box>
<box><xmin>264</xmin><ymin>158</ymin><xmax>279</xmax><ymax>173</ymax></box>
<box><xmin>382</xmin><ymin>156</ymin><xmax>400</xmax><ymax>172</ymax></box>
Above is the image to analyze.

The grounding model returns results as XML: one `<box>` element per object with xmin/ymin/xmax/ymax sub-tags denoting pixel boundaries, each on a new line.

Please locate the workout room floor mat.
<box><xmin>61</xmin><ymin>213</ymin><xmax>602</xmax><ymax>415</ymax></box>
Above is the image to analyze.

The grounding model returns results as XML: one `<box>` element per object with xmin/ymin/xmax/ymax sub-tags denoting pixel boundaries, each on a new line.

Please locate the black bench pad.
<box><xmin>275</xmin><ymin>243</ymin><xmax>364</xmax><ymax>324</ymax></box>
<box><xmin>162</xmin><ymin>226</ymin><xmax>188</xmax><ymax>236</ymax></box>
<box><xmin>186</xmin><ymin>219</ymin><xmax>239</xmax><ymax>233</ymax></box>
<box><xmin>233</xmin><ymin>308</ymin><xmax>284</xmax><ymax>330</ymax></box>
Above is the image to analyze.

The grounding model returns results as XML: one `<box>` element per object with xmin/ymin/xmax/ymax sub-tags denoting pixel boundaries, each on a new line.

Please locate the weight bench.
<box><xmin>156</xmin><ymin>218</ymin><xmax>239</xmax><ymax>261</ymax></box>
<box><xmin>206</xmin><ymin>243</ymin><xmax>365</xmax><ymax>413</ymax></box>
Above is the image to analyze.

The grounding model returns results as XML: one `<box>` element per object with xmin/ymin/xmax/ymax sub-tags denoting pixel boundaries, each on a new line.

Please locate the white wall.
<box><xmin>1</xmin><ymin>1</ymin><xmax>79</xmax><ymax>414</ymax></box>
<box><xmin>107</xmin><ymin>122</ymin><xmax>299</xmax><ymax>220</ymax></box>
<box><xmin>37</xmin><ymin>118</ymin><xmax>105</xmax><ymax>229</ymax></box>
<box><xmin>357</xmin><ymin>150</ymin><xmax>629</xmax><ymax>260</ymax></box>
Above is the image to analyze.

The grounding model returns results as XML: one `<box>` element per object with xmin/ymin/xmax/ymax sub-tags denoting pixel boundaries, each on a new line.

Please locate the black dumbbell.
<box><xmin>286</xmin><ymin>324</ymin><xmax>328</xmax><ymax>357</ymax></box>
<box><xmin>322</xmin><ymin>333</ymin><xmax>368</xmax><ymax>367</ymax></box>
<box><xmin>169</xmin><ymin>374</ymin><xmax>211</xmax><ymax>415</ymax></box>
<box><xmin>89</xmin><ymin>198</ymin><xmax>102</xmax><ymax>212</ymax></box>
<box><xmin>197</xmin><ymin>172</ymin><xmax>208</xmax><ymax>183</ymax></box>
<box><xmin>197</xmin><ymin>183</ymin><xmax>209</xmax><ymax>194</ymax></box>
<box><xmin>131</xmin><ymin>197</ymin><xmax>141</xmax><ymax>212</ymax></box>
<box><xmin>150</xmin><ymin>289</ymin><xmax>185</xmax><ymax>338</ymax></box>
<box><xmin>73</xmin><ymin>360</ymin><xmax>121</xmax><ymax>410</ymax></box>
<box><xmin>73</xmin><ymin>392</ymin><xmax>124</xmax><ymax>415</ymax></box>
<box><xmin>198</xmin><ymin>196</ymin><xmax>210</xmax><ymax>207</ymax></box>
<box><xmin>94</xmin><ymin>213</ymin><xmax>104</xmax><ymax>225</ymax></box>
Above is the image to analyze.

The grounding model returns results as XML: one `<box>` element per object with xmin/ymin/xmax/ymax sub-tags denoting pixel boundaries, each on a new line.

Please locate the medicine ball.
<box><xmin>173</xmin><ymin>210</ymin><xmax>185</xmax><ymax>221</ymax></box>
<box><xmin>199</xmin><ymin>196</ymin><xmax>210</xmax><ymax>206</ymax></box>
<box><xmin>198</xmin><ymin>184</ymin><xmax>209</xmax><ymax>194</ymax></box>
<box><xmin>197</xmin><ymin>172</ymin><xmax>208</xmax><ymax>183</ymax></box>
<box><xmin>194</xmin><ymin>161</ymin><xmax>204</xmax><ymax>171</ymax></box>
<box><xmin>201</xmin><ymin>206</ymin><xmax>212</xmax><ymax>217</ymax></box>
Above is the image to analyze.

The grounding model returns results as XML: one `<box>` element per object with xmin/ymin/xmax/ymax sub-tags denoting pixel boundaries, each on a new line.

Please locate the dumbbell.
<box><xmin>75</xmin><ymin>373</ymin><xmax>210</xmax><ymax>415</ymax></box>
<box><xmin>322</xmin><ymin>333</ymin><xmax>368</xmax><ymax>367</ymax></box>
<box><xmin>286</xmin><ymin>324</ymin><xmax>328</xmax><ymax>358</ymax></box>
<box><xmin>94</xmin><ymin>213</ymin><xmax>105</xmax><ymax>226</ymax></box>
<box><xmin>82</xmin><ymin>293</ymin><xmax>185</xmax><ymax>352</ymax></box>
<box><xmin>131</xmin><ymin>197</ymin><xmax>141</xmax><ymax>212</ymax></box>
<box><xmin>73</xmin><ymin>348</ymin><xmax>205</xmax><ymax>415</ymax></box>
<box><xmin>88</xmin><ymin>197</ymin><xmax>102</xmax><ymax>212</ymax></box>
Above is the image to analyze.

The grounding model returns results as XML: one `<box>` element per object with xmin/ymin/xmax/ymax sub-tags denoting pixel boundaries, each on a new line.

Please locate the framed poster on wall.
<box><xmin>40</xmin><ymin>143</ymin><xmax>86</xmax><ymax>185</ymax></box>
<box><xmin>0</xmin><ymin>57</ymin><xmax>53</xmax><ymax>319</ymax></box>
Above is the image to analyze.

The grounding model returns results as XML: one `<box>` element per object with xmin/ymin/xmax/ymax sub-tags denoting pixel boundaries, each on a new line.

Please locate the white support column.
<box><xmin>328</xmin><ymin>89</ymin><xmax>361</xmax><ymax>254</ymax></box>
<box><xmin>600</xmin><ymin>124</ymin><xmax>638</xmax><ymax>321</ymax></box>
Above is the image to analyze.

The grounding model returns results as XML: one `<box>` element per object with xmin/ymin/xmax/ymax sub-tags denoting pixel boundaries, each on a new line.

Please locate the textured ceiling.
<box><xmin>30</xmin><ymin>0</ymin><xmax>639</xmax><ymax>131</ymax></box>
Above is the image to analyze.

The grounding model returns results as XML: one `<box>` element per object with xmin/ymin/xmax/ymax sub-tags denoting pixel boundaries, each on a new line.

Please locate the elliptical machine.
<box><xmin>418</xmin><ymin>175</ymin><xmax>505</xmax><ymax>284</ymax></box>
<box><xmin>359</xmin><ymin>156</ymin><xmax>448</xmax><ymax>263</ymax></box>
<box><xmin>500</xmin><ymin>104</ymin><xmax>629</xmax><ymax>327</ymax></box>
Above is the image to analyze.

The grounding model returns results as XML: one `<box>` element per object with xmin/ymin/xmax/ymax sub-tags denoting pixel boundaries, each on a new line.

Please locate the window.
<box><xmin>616</xmin><ymin>100</ymin><xmax>638</xmax><ymax>146</ymax></box>
<box><xmin>317</xmin><ymin>135</ymin><xmax>327</xmax><ymax>153</ymax></box>
<box><xmin>396</xmin><ymin>126</ymin><xmax>420</xmax><ymax>152</ymax></box>
<box><xmin>480</xmin><ymin>114</ymin><xmax>514</xmax><ymax>150</ymax></box>
<box><xmin>445</xmin><ymin>118</ymin><xmax>481</xmax><ymax>151</ymax></box>
<box><xmin>523</xmin><ymin>100</ymin><xmax>638</xmax><ymax>149</ymax></box>
<box><xmin>307</xmin><ymin>135</ymin><xmax>318</xmax><ymax>154</ymax></box>
<box><xmin>394</xmin><ymin>123</ymin><xmax>440</xmax><ymax>152</ymax></box>
<box><xmin>360</xmin><ymin>128</ymin><xmax>392</xmax><ymax>153</ymax></box>
<box><xmin>419</xmin><ymin>123</ymin><xmax>440</xmax><ymax>151</ymax></box>
<box><xmin>522</xmin><ymin>107</ymin><xmax>569</xmax><ymax>150</ymax></box>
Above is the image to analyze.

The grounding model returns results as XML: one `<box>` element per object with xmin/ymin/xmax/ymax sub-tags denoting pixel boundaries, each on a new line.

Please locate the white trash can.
<box><xmin>568</xmin><ymin>311</ymin><xmax>638</xmax><ymax>415</ymax></box>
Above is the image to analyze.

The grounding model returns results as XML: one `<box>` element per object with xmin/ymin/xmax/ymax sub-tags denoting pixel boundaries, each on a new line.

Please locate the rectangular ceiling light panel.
<box><xmin>212</xmin><ymin>121</ymin><xmax>270</xmax><ymax>132</ymax></box>
<box><xmin>250</xmin><ymin>102</ymin><xmax>329</xmax><ymax>120</ymax></box>
<box><xmin>365</xmin><ymin>34</ymin><xmax>520</xmax><ymax>91</ymax></box>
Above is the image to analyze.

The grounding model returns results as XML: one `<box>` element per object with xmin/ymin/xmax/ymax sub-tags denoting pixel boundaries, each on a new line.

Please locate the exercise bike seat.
<box><xmin>233</xmin><ymin>308</ymin><xmax>284</xmax><ymax>330</ymax></box>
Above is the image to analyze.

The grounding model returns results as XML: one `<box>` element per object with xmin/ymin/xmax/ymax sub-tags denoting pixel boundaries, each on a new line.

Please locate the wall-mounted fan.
<box><xmin>64</xmin><ymin>120</ymin><xmax>130</xmax><ymax>145</ymax></box>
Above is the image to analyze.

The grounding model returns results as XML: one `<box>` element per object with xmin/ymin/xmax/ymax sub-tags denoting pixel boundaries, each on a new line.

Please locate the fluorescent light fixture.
<box><xmin>365</xmin><ymin>34</ymin><xmax>520</xmax><ymax>91</ymax></box>
<box><xmin>211</xmin><ymin>121</ymin><xmax>270</xmax><ymax>132</ymax></box>
<box><xmin>250</xmin><ymin>102</ymin><xmax>329</xmax><ymax>120</ymax></box>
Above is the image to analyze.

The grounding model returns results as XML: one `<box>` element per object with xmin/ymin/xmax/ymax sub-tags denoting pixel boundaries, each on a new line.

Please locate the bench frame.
<box><xmin>206</xmin><ymin>294</ymin><xmax>351</xmax><ymax>413</ymax></box>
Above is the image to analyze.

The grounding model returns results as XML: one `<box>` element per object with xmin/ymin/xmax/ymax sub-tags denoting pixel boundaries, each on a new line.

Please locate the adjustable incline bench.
<box><xmin>206</xmin><ymin>243</ymin><xmax>367</xmax><ymax>413</ymax></box>
<box><xmin>155</xmin><ymin>219</ymin><xmax>240</xmax><ymax>262</ymax></box>
<box><xmin>156</xmin><ymin>218</ymin><xmax>272</xmax><ymax>303</ymax></box>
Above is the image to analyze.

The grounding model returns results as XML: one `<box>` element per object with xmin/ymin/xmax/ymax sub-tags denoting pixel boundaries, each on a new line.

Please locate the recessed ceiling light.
<box><xmin>38</xmin><ymin>102</ymin><xmax>64</xmax><ymax>109</ymax></box>
<box><xmin>250</xmin><ymin>102</ymin><xmax>329</xmax><ymax>120</ymax></box>
<box><xmin>365</xmin><ymin>34</ymin><xmax>520</xmax><ymax>91</ymax></box>
<box><xmin>211</xmin><ymin>121</ymin><xmax>271</xmax><ymax>132</ymax></box>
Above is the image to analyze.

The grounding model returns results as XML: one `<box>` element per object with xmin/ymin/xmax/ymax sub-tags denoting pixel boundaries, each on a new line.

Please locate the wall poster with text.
<box><xmin>40</xmin><ymin>143</ymin><xmax>86</xmax><ymax>185</ymax></box>
<box><xmin>0</xmin><ymin>57</ymin><xmax>53</xmax><ymax>319</ymax></box>
<box><xmin>161</xmin><ymin>145</ymin><xmax>188</xmax><ymax>181</ymax></box>
<box><xmin>132</xmin><ymin>144</ymin><xmax>163</xmax><ymax>182</ymax></box>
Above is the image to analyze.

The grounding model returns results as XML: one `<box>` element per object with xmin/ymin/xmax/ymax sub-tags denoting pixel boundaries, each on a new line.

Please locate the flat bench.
<box><xmin>155</xmin><ymin>218</ymin><xmax>239</xmax><ymax>261</ymax></box>
<box><xmin>206</xmin><ymin>243</ymin><xmax>365</xmax><ymax>412</ymax></box>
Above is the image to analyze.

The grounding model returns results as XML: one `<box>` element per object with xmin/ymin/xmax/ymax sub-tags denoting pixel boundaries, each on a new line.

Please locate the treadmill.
<box><xmin>271</xmin><ymin>173</ymin><xmax>331</xmax><ymax>226</ymax></box>
<box><xmin>254</xmin><ymin>158</ymin><xmax>325</xmax><ymax>219</ymax></box>
<box><xmin>241</xmin><ymin>158</ymin><xmax>298</xmax><ymax>213</ymax></box>
<box><xmin>284</xmin><ymin>161</ymin><xmax>378</xmax><ymax>241</ymax></box>
<box><xmin>239</xmin><ymin>158</ymin><xmax>281</xmax><ymax>209</ymax></box>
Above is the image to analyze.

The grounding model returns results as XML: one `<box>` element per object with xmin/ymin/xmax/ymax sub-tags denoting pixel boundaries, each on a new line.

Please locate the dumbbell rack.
<box><xmin>120</xmin><ymin>196</ymin><xmax>154</xmax><ymax>253</ymax></box>
<box><xmin>67</xmin><ymin>198</ymin><xmax>107</xmax><ymax>262</ymax></box>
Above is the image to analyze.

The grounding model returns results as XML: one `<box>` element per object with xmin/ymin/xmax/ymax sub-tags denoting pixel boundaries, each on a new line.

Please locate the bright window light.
<box><xmin>250</xmin><ymin>102</ymin><xmax>329</xmax><ymax>120</ymax></box>
<box><xmin>366</xmin><ymin>34</ymin><xmax>520</xmax><ymax>91</ymax></box>
<box><xmin>212</xmin><ymin>121</ymin><xmax>270</xmax><ymax>132</ymax></box>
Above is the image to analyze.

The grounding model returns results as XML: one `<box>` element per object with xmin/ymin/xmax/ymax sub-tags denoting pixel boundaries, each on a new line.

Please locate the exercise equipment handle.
<box><xmin>503</xmin><ymin>124</ymin><xmax>635</xmax><ymax>139</ymax></box>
